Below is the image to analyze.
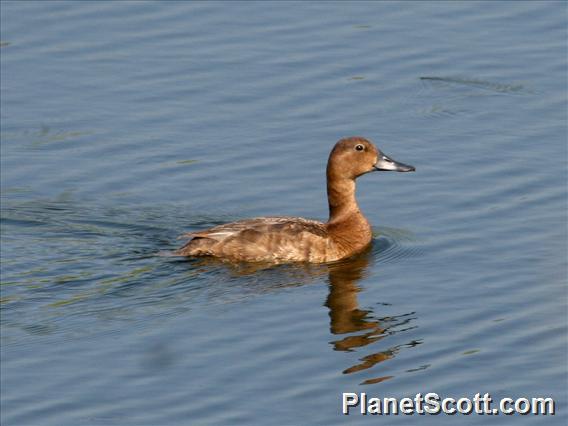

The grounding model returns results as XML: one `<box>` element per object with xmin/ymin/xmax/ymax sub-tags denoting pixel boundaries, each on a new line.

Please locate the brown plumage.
<box><xmin>175</xmin><ymin>137</ymin><xmax>415</xmax><ymax>263</ymax></box>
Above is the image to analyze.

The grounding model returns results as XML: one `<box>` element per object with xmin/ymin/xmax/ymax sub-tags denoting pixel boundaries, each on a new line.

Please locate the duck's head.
<box><xmin>327</xmin><ymin>137</ymin><xmax>415</xmax><ymax>180</ymax></box>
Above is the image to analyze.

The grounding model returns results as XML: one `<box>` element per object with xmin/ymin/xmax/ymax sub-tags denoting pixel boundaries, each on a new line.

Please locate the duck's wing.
<box><xmin>175</xmin><ymin>216</ymin><xmax>329</xmax><ymax>260</ymax></box>
<box><xmin>179</xmin><ymin>216</ymin><xmax>327</xmax><ymax>241</ymax></box>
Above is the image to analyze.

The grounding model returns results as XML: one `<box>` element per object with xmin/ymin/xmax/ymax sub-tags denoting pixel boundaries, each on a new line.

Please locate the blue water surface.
<box><xmin>1</xmin><ymin>1</ymin><xmax>566</xmax><ymax>425</ymax></box>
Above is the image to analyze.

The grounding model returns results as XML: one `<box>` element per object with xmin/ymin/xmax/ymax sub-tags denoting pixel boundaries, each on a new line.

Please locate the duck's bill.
<box><xmin>373</xmin><ymin>153</ymin><xmax>415</xmax><ymax>172</ymax></box>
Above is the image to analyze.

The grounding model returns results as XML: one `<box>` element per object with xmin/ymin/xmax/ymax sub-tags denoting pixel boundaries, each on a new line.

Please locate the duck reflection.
<box><xmin>326</xmin><ymin>247</ymin><xmax>379</xmax><ymax>344</ymax></box>
<box><xmin>325</xmin><ymin>246</ymin><xmax>410</xmax><ymax>382</ymax></box>
<box><xmin>178</xmin><ymin>242</ymin><xmax>419</xmax><ymax>384</ymax></box>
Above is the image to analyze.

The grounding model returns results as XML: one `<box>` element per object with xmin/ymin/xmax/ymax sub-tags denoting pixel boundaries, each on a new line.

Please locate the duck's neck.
<box><xmin>326</xmin><ymin>175</ymin><xmax>372</xmax><ymax>253</ymax></box>
<box><xmin>327</xmin><ymin>177</ymin><xmax>359</xmax><ymax>222</ymax></box>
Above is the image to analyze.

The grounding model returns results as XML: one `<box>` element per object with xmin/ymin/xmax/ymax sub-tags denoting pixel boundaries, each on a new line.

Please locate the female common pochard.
<box><xmin>176</xmin><ymin>137</ymin><xmax>415</xmax><ymax>263</ymax></box>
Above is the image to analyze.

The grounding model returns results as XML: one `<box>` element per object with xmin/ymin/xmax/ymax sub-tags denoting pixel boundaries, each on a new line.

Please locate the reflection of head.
<box><xmin>325</xmin><ymin>246</ymin><xmax>377</xmax><ymax>337</ymax></box>
<box><xmin>325</xmin><ymin>247</ymin><xmax>420</xmax><ymax>384</ymax></box>
<box><xmin>325</xmin><ymin>247</ymin><xmax>397</xmax><ymax>382</ymax></box>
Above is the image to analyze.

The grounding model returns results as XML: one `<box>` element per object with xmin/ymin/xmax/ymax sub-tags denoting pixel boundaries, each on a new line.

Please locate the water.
<box><xmin>1</xmin><ymin>1</ymin><xmax>566</xmax><ymax>425</ymax></box>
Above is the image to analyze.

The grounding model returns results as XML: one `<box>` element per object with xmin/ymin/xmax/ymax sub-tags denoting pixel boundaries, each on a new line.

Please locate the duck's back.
<box><xmin>176</xmin><ymin>216</ymin><xmax>333</xmax><ymax>263</ymax></box>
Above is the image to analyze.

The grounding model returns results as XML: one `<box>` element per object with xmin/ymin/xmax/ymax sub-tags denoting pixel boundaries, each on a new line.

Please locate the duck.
<box><xmin>175</xmin><ymin>137</ymin><xmax>415</xmax><ymax>263</ymax></box>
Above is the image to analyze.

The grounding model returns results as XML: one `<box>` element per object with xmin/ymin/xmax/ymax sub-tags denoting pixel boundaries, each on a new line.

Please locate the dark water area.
<box><xmin>1</xmin><ymin>1</ymin><xmax>567</xmax><ymax>425</ymax></box>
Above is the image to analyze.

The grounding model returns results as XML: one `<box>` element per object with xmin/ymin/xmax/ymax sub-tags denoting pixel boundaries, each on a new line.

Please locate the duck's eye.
<box><xmin>355</xmin><ymin>144</ymin><xmax>364</xmax><ymax>151</ymax></box>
